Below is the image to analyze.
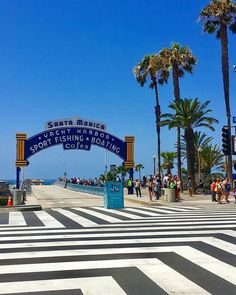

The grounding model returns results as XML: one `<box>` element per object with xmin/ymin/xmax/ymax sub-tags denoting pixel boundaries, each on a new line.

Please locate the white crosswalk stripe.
<box><xmin>138</xmin><ymin>263</ymin><xmax>211</xmax><ymax>295</ymax></box>
<box><xmin>0</xmin><ymin>205</ymin><xmax>203</xmax><ymax>228</ymax></box>
<box><xmin>34</xmin><ymin>210</ymin><xmax>65</xmax><ymax>228</ymax></box>
<box><xmin>72</xmin><ymin>207</ymin><xmax>123</xmax><ymax>222</ymax></box>
<box><xmin>53</xmin><ymin>208</ymin><xmax>98</xmax><ymax>227</ymax></box>
<box><xmin>8</xmin><ymin>212</ymin><xmax>26</xmax><ymax>226</ymax></box>
<box><xmin>0</xmin><ymin>207</ymin><xmax>235</xmax><ymax>294</ymax></box>
<box><xmin>0</xmin><ymin>277</ymin><xmax>126</xmax><ymax>295</ymax></box>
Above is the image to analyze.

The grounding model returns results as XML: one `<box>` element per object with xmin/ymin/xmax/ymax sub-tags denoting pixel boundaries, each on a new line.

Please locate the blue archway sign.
<box><xmin>15</xmin><ymin>119</ymin><xmax>135</xmax><ymax>189</ymax></box>
<box><xmin>25</xmin><ymin>127</ymin><xmax>127</xmax><ymax>161</ymax></box>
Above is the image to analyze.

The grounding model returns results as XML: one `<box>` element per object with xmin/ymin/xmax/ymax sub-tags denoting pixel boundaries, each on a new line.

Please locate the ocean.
<box><xmin>2</xmin><ymin>179</ymin><xmax>56</xmax><ymax>186</ymax></box>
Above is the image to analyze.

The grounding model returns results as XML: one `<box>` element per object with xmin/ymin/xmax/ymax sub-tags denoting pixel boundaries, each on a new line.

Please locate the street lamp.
<box><xmin>64</xmin><ymin>160</ymin><xmax>67</xmax><ymax>179</ymax></box>
<box><xmin>153</xmin><ymin>155</ymin><xmax>156</xmax><ymax>176</ymax></box>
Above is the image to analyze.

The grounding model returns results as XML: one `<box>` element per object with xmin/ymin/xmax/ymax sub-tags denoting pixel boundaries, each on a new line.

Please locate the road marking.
<box><xmin>8</xmin><ymin>212</ymin><xmax>26</xmax><ymax>226</ymax></box>
<box><xmin>93</xmin><ymin>207</ymin><xmax>145</xmax><ymax>219</ymax></box>
<box><xmin>0</xmin><ymin>245</ymin><xmax>181</xmax><ymax>260</ymax></box>
<box><xmin>0</xmin><ymin>236</ymin><xmax>234</xmax><ymax>254</ymax></box>
<box><xmin>72</xmin><ymin>207</ymin><xmax>122</xmax><ymax>223</ymax></box>
<box><xmin>142</xmin><ymin>207</ymin><xmax>180</xmax><ymax>214</ymax></box>
<box><xmin>123</xmin><ymin>207</ymin><xmax>160</xmax><ymax>216</ymax></box>
<box><xmin>52</xmin><ymin>208</ymin><xmax>98</xmax><ymax>227</ymax></box>
<box><xmin>34</xmin><ymin>211</ymin><xmax>65</xmax><ymax>228</ymax></box>
<box><xmin>0</xmin><ymin>277</ymin><xmax>126</xmax><ymax>295</ymax></box>
<box><xmin>154</xmin><ymin>205</ymin><xmax>199</xmax><ymax>212</ymax></box>
<box><xmin>139</xmin><ymin>262</ymin><xmax>211</xmax><ymax>294</ymax></box>
<box><xmin>0</xmin><ymin>253</ymin><xmax>235</xmax><ymax>285</ymax></box>
<box><xmin>176</xmin><ymin>247</ymin><xmax>236</xmax><ymax>284</ymax></box>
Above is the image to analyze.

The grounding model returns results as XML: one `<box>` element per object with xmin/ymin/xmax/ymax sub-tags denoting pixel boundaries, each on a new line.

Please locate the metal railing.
<box><xmin>55</xmin><ymin>181</ymin><xmax>104</xmax><ymax>196</ymax></box>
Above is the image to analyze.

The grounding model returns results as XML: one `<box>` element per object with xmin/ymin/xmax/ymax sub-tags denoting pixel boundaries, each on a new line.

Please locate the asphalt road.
<box><xmin>0</xmin><ymin>200</ymin><xmax>235</xmax><ymax>294</ymax></box>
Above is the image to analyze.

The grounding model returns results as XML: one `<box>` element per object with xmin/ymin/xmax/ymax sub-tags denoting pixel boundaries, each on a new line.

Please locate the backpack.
<box><xmin>217</xmin><ymin>183</ymin><xmax>223</xmax><ymax>193</ymax></box>
<box><xmin>169</xmin><ymin>182</ymin><xmax>175</xmax><ymax>189</ymax></box>
<box><xmin>210</xmin><ymin>182</ymin><xmax>216</xmax><ymax>192</ymax></box>
<box><xmin>127</xmin><ymin>179</ymin><xmax>132</xmax><ymax>187</ymax></box>
<box><xmin>224</xmin><ymin>183</ymin><xmax>230</xmax><ymax>192</ymax></box>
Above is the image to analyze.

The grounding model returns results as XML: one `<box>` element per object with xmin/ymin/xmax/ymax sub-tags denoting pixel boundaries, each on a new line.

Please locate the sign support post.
<box><xmin>124</xmin><ymin>136</ymin><xmax>135</xmax><ymax>194</ymax></box>
<box><xmin>15</xmin><ymin>133</ymin><xmax>28</xmax><ymax>189</ymax></box>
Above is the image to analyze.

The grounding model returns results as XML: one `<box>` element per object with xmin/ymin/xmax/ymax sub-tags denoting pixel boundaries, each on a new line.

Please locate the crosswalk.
<box><xmin>0</xmin><ymin>205</ymin><xmax>202</xmax><ymax>228</ymax></box>
<box><xmin>0</xmin><ymin>206</ymin><xmax>235</xmax><ymax>294</ymax></box>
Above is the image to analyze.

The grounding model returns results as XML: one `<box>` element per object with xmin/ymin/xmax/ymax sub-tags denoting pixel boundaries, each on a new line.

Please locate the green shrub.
<box><xmin>0</xmin><ymin>197</ymin><xmax>8</xmax><ymax>206</ymax></box>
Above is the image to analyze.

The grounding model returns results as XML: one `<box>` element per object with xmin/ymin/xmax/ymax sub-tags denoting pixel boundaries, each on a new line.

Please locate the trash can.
<box><xmin>166</xmin><ymin>188</ymin><xmax>176</xmax><ymax>202</ymax></box>
<box><xmin>161</xmin><ymin>188</ymin><xmax>166</xmax><ymax>201</ymax></box>
<box><xmin>104</xmin><ymin>181</ymin><xmax>124</xmax><ymax>209</ymax></box>
<box><xmin>13</xmin><ymin>189</ymin><xmax>22</xmax><ymax>205</ymax></box>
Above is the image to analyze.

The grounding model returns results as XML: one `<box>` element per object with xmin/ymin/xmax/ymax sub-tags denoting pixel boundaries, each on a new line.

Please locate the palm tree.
<box><xmin>116</xmin><ymin>165</ymin><xmax>129</xmax><ymax>182</ymax></box>
<box><xmin>161</xmin><ymin>98</ymin><xmax>218</xmax><ymax>192</ymax></box>
<box><xmin>105</xmin><ymin>171</ymin><xmax>116</xmax><ymax>181</ymax></box>
<box><xmin>180</xmin><ymin>131</ymin><xmax>213</xmax><ymax>174</ymax></box>
<box><xmin>180</xmin><ymin>131</ymin><xmax>213</xmax><ymax>158</ymax></box>
<box><xmin>135</xmin><ymin>163</ymin><xmax>144</xmax><ymax>181</ymax></box>
<box><xmin>200</xmin><ymin>0</ymin><xmax>236</xmax><ymax>179</ymax></box>
<box><xmin>161</xmin><ymin>152</ymin><xmax>177</xmax><ymax>175</ymax></box>
<box><xmin>201</xmin><ymin>144</ymin><xmax>224</xmax><ymax>174</ymax></box>
<box><xmin>159</xmin><ymin>44</ymin><xmax>197</xmax><ymax>182</ymax></box>
<box><xmin>133</xmin><ymin>54</ymin><xmax>169</xmax><ymax>176</ymax></box>
<box><xmin>181</xmin><ymin>167</ymin><xmax>188</xmax><ymax>177</ymax></box>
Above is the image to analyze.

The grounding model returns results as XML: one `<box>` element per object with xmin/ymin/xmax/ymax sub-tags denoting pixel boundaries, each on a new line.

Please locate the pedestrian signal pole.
<box><xmin>222</xmin><ymin>126</ymin><xmax>232</xmax><ymax>179</ymax></box>
<box><xmin>222</xmin><ymin>126</ymin><xmax>231</xmax><ymax>155</ymax></box>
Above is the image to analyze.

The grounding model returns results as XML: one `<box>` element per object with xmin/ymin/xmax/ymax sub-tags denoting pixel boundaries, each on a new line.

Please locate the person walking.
<box><xmin>233</xmin><ymin>179</ymin><xmax>236</xmax><ymax>203</ymax></box>
<box><xmin>174</xmin><ymin>176</ymin><xmax>181</xmax><ymax>201</ymax></box>
<box><xmin>153</xmin><ymin>176</ymin><xmax>161</xmax><ymax>200</ymax></box>
<box><xmin>216</xmin><ymin>178</ymin><xmax>223</xmax><ymax>204</ymax></box>
<box><xmin>148</xmin><ymin>176</ymin><xmax>154</xmax><ymax>201</ymax></box>
<box><xmin>127</xmin><ymin>177</ymin><xmax>132</xmax><ymax>194</ymax></box>
<box><xmin>163</xmin><ymin>174</ymin><xmax>169</xmax><ymax>188</ymax></box>
<box><xmin>187</xmin><ymin>176</ymin><xmax>193</xmax><ymax>197</ymax></box>
<box><xmin>134</xmin><ymin>179</ymin><xmax>141</xmax><ymax>197</ymax></box>
<box><xmin>210</xmin><ymin>178</ymin><xmax>217</xmax><ymax>202</ymax></box>
<box><xmin>223</xmin><ymin>177</ymin><xmax>231</xmax><ymax>203</ymax></box>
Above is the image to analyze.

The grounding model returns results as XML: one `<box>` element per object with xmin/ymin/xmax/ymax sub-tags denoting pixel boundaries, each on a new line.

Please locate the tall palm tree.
<box><xmin>135</xmin><ymin>163</ymin><xmax>144</xmax><ymax>181</ymax></box>
<box><xmin>133</xmin><ymin>54</ymin><xmax>169</xmax><ymax>176</ymax></box>
<box><xmin>180</xmin><ymin>131</ymin><xmax>213</xmax><ymax>174</ymax></box>
<box><xmin>116</xmin><ymin>165</ymin><xmax>129</xmax><ymax>182</ymax></box>
<box><xmin>201</xmin><ymin>144</ymin><xmax>224</xmax><ymax>174</ymax></box>
<box><xmin>200</xmin><ymin>0</ymin><xmax>236</xmax><ymax>179</ymax></box>
<box><xmin>159</xmin><ymin>44</ymin><xmax>197</xmax><ymax>182</ymax></box>
<box><xmin>161</xmin><ymin>152</ymin><xmax>177</xmax><ymax>175</ymax></box>
<box><xmin>161</xmin><ymin>98</ymin><xmax>218</xmax><ymax>192</ymax></box>
<box><xmin>180</xmin><ymin>131</ymin><xmax>213</xmax><ymax>158</ymax></box>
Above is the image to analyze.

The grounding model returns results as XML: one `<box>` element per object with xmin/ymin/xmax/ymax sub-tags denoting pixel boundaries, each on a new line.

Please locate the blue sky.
<box><xmin>0</xmin><ymin>0</ymin><xmax>235</xmax><ymax>180</ymax></box>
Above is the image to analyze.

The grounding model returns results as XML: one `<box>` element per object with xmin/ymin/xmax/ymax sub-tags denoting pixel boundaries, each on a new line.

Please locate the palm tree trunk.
<box><xmin>139</xmin><ymin>169</ymin><xmax>141</xmax><ymax>181</ymax></box>
<box><xmin>184</xmin><ymin>128</ymin><xmax>197</xmax><ymax>193</ymax></box>
<box><xmin>154</xmin><ymin>82</ymin><xmax>161</xmax><ymax>176</ymax></box>
<box><xmin>167</xmin><ymin>167</ymin><xmax>171</xmax><ymax>175</ymax></box>
<box><xmin>220</xmin><ymin>23</ymin><xmax>232</xmax><ymax>180</ymax></box>
<box><xmin>172</xmin><ymin>64</ymin><xmax>182</xmax><ymax>183</ymax></box>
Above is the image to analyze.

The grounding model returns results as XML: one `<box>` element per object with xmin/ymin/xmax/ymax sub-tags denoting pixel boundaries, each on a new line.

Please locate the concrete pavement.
<box><xmin>1</xmin><ymin>184</ymin><xmax>235</xmax><ymax>211</ymax></box>
<box><xmin>30</xmin><ymin>185</ymin><xmax>236</xmax><ymax>209</ymax></box>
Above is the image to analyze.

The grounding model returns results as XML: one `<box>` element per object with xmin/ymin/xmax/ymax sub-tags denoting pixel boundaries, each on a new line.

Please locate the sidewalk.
<box><xmin>124</xmin><ymin>187</ymin><xmax>236</xmax><ymax>208</ymax></box>
<box><xmin>0</xmin><ymin>185</ymin><xmax>235</xmax><ymax>211</ymax></box>
<box><xmin>0</xmin><ymin>190</ymin><xmax>42</xmax><ymax>212</ymax></box>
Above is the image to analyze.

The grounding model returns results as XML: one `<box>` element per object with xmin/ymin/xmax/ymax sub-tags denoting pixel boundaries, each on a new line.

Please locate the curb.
<box><xmin>124</xmin><ymin>196</ymin><xmax>163</xmax><ymax>206</ymax></box>
<box><xmin>0</xmin><ymin>205</ymin><xmax>42</xmax><ymax>212</ymax></box>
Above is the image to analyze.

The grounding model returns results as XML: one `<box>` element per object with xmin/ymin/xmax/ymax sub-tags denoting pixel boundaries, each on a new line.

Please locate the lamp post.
<box><xmin>64</xmin><ymin>160</ymin><xmax>67</xmax><ymax>179</ymax></box>
<box><xmin>105</xmin><ymin>151</ymin><xmax>108</xmax><ymax>174</ymax></box>
<box><xmin>153</xmin><ymin>155</ymin><xmax>156</xmax><ymax>176</ymax></box>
